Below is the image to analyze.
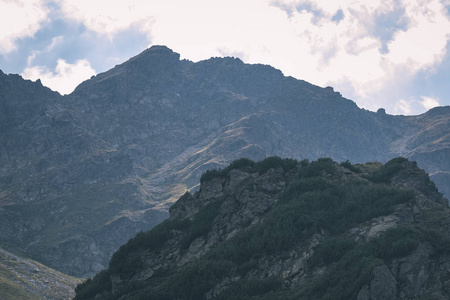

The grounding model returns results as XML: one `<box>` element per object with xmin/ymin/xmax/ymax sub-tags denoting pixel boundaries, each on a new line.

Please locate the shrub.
<box><xmin>340</xmin><ymin>160</ymin><xmax>361</xmax><ymax>173</ymax></box>
<box><xmin>305</xmin><ymin>225</ymin><xmax>422</xmax><ymax>300</ymax></box>
<box><xmin>200</xmin><ymin>169</ymin><xmax>223</xmax><ymax>183</ymax></box>
<box><xmin>109</xmin><ymin>218</ymin><xmax>189</xmax><ymax>277</ymax></box>
<box><xmin>298</xmin><ymin>157</ymin><xmax>336</xmax><ymax>178</ymax></box>
<box><xmin>366</xmin><ymin>157</ymin><xmax>409</xmax><ymax>183</ymax></box>
<box><xmin>180</xmin><ymin>196</ymin><xmax>225</xmax><ymax>249</ymax></box>
<box><xmin>255</xmin><ymin>156</ymin><xmax>297</xmax><ymax>174</ymax></box>
<box><xmin>74</xmin><ymin>270</ymin><xmax>112</xmax><ymax>300</ymax></box>
<box><xmin>200</xmin><ymin>157</ymin><xmax>298</xmax><ymax>183</ymax></box>
<box><xmin>226</xmin><ymin>157</ymin><xmax>255</xmax><ymax>172</ymax></box>
<box><xmin>309</xmin><ymin>236</ymin><xmax>356</xmax><ymax>268</ymax></box>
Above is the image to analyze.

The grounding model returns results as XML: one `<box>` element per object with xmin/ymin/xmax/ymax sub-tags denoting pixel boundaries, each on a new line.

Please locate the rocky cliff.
<box><xmin>74</xmin><ymin>157</ymin><xmax>450</xmax><ymax>300</ymax></box>
<box><xmin>0</xmin><ymin>46</ymin><xmax>449</xmax><ymax>278</ymax></box>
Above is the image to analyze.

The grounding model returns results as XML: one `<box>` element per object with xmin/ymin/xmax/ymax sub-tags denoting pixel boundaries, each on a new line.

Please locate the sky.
<box><xmin>0</xmin><ymin>0</ymin><xmax>449</xmax><ymax>115</ymax></box>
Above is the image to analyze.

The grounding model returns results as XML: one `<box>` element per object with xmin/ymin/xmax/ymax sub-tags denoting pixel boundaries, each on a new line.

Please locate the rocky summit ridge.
<box><xmin>74</xmin><ymin>157</ymin><xmax>450</xmax><ymax>300</ymax></box>
<box><xmin>0</xmin><ymin>46</ymin><xmax>449</xmax><ymax>278</ymax></box>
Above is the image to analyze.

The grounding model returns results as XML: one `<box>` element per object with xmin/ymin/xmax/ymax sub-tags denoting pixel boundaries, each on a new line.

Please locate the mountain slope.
<box><xmin>74</xmin><ymin>157</ymin><xmax>450</xmax><ymax>300</ymax></box>
<box><xmin>0</xmin><ymin>46</ymin><xmax>449</xmax><ymax>278</ymax></box>
<box><xmin>0</xmin><ymin>69</ymin><xmax>168</xmax><ymax>278</ymax></box>
<box><xmin>400</xmin><ymin>107</ymin><xmax>450</xmax><ymax>199</ymax></box>
<box><xmin>0</xmin><ymin>247</ymin><xmax>81</xmax><ymax>300</ymax></box>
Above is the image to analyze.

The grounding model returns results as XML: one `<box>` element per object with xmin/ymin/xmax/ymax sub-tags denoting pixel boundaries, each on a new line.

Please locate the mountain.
<box><xmin>0</xmin><ymin>46</ymin><xmax>449</xmax><ymax>278</ymax></box>
<box><xmin>74</xmin><ymin>157</ymin><xmax>450</xmax><ymax>300</ymax></box>
<box><xmin>0</xmin><ymin>69</ymin><xmax>168</xmax><ymax>278</ymax></box>
<box><xmin>0</xmin><ymin>246</ymin><xmax>81</xmax><ymax>299</ymax></box>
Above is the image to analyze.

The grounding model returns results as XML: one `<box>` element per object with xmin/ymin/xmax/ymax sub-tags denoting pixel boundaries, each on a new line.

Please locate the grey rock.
<box><xmin>391</xmin><ymin>243</ymin><xmax>433</xmax><ymax>297</ymax></box>
<box><xmin>357</xmin><ymin>285</ymin><xmax>370</xmax><ymax>300</ymax></box>
<box><xmin>370</xmin><ymin>265</ymin><xmax>397</xmax><ymax>300</ymax></box>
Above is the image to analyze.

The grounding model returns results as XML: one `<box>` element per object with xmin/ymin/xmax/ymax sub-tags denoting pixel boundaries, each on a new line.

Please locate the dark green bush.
<box><xmin>74</xmin><ymin>270</ymin><xmax>112</xmax><ymax>300</ymax></box>
<box><xmin>108</xmin><ymin>218</ymin><xmax>189</xmax><ymax>277</ymax></box>
<box><xmin>281</xmin><ymin>177</ymin><xmax>333</xmax><ymax>201</ymax></box>
<box><xmin>340</xmin><ymin>160</ymin><xmax>361</xmax><ymax>173</ymax></box>
<box><xmin>417</xmin><ymin>228</ymin><xmax>450</xmax><ymax>256</ymax></box>
<box><xmin>200</xmin><ymin>158</ymin><xmax>256</xmax><ymax>183</ymax></box>
<box><xmin>200</xmin><ymin>169</ymin><xmax>224</xmax><ymax>183</ymax></box>
<box><xmin>215</xmin><ymin>277</ymin><xmax>282</xmax><ymax>299</ymax></box>
<box><xmin>200</xmin><ymin>157</ymin><xmax>298</xmax><ymax>183</ymax></box>
<box><xmin>305</xmin><ymin>225</ymin><xmax>422</xmax><ymax>300</ymax></box>
<box><xmin>226</xmin><ymin>157</ymin><xmax>256</xmax><ymax>172</ymax></box>
<box><xmin>181</xmin><ymin>197</ymin><xmax>225</xmax><ymax>249</ymax></box>
<box><xmin>209</xmin><ymin>176</ymin><xmax>414</xmax><ymax>266</ymax></box>
<box><xmin>298</xmin><ymin>157</ymin><xmax>336</xmax><ymax>178</ymax></box>
<box><xmin>255</xmin><ymin>156</ymin><xmax>297</xmax><ymax>174</ymax></box>
<box><xmin>309</xmin><ymin>236</ymin><xmax>357</xmax><ymax>268</ymax></box>
<box><xmin>366</xmin><ymin>157</ymin><xmax>409</xmax><ymax>183</ymax></box>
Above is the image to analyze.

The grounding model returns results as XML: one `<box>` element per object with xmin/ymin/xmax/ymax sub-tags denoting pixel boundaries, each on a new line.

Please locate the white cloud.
<box><xmin>393</xmin><ymin>96</ymin><xmax>441</xmax><ymax>115</ymax></box>
<box><xmin>386</xmin><ymin>0</ymin><xmax>450</xmax><ymax>71</ymax></box>
<box><xmin>47</xmin><ymin>36</ymin><xmax>64</xmax><ymax>51</ymax></box>
<box><xmin>394</xmin><ymin>98</ymin><xmax>413</xmax><ymax>115</ymax></box>
<box><xmin>58</xmin><ymin>0</ymin><xmax>156</xmax><ymax>37</ymax></box>
<box><xmin>0</xmin><ymin>0</ymin><xmax>49</xmax><ymax>53</ymax></box>
<box><xmin>22</xmin><ymin>59</ymin><xmax>96</xmax><ymax>95</ymax></box>
<box><xmin>55</xmin><ymin>0</ymin><xmax>450</xmax><ymax>113</ymax></box>
<box><xmin>421</xmin><ymin>96</ymin><xmax>440</xmax><ymax>110</ymax></box>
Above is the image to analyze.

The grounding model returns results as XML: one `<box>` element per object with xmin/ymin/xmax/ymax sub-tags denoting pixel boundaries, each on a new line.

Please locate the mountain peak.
<box><xmin>147</xmin><ymin>44</ymin><xmax>175</xmax><ymax>53</ymax></box>
<box><xmin>130</xmin><ymin>45</ymin><xmax>181</xmax><ymax>63</ymax></box>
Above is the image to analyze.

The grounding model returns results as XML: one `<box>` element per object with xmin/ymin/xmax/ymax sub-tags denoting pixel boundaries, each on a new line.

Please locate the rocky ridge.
<box><xmin>74</xmin><ymin>157</ymin><xmax>450</xmax><ymax>300</ymax></box>
<box><xmin>0</xmin><ymin>46</ymin><xmax>449</xmax><ymax>278</ymax></box>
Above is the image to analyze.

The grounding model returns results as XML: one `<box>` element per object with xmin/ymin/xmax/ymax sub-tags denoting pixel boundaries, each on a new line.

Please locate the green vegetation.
<box><xmin>75</xmin><ymin>196</ymin><xmax>226</xmax><ymax>299</ymax></box>
<box><xmin>308</xmin><ymin>236</ymin><xmax>357</xmax><ymax>268</ymax></box>
<box><xmin>340</xmin><ymin>160</ymin><xmax>361</xmax><ymax>173</ymax></box>
<box><xmin>108</xmin><ymin>218</ymin><xmax>188</xmax><ymax>277</ymax></box>
<box><xmin>181</xmin><ymin>196</ymin><xmax>225</xmax><ymax>249</ymax></box>
<box><xmin>0</xmin><ymin>274</ymin><xmax>36</xmax><ymax>300</ymax></box>
<box><xmin>297</xmin><ymin>157</ymin><xmax>336</xmax><ymax>178</ymax></box>
<box><xmin>302</xmin><ymin>223</ymin><xmax>450</xmax><ymax>300</ymax></box>
<box><xmin>365</xmin><ymin>157</ymin><xmax>409</xmax><ymax>183</ymax></box>
<box><xmin>214</xmin><ymin>277</ymin><xmax>282</xmax><ymax>299</ymax></box>
<box><xmin>200</xmin><ymin>156</ymin><xmax>297</xmax><ymax>183</ymax></box>
<box><xmin>75</xmin><ymin>270</ymin><xmax>112</xmax><ymax>300</ymax></box>
<box><xmin>75</xmin><ymin>157</ymin><xmax>450</xmax><ymax>300</ymax></box>
<box><xmin>206</xmin><ymin>174</ymin><xmax>413</xmax><ymax>267</ymax></box>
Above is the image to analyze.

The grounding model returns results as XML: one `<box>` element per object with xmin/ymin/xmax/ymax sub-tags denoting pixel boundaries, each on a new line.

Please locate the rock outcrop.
<box><xmin>74</xmin><ymin>157</ymin><xmax>450</xmax><ymax>300</ymax></box>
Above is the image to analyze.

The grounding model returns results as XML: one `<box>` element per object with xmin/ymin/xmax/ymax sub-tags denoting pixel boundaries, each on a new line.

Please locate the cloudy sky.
<box><xmin>1</xmin><ymin>0</ymin><xmax>449</xmax><ymax>115</ymax></box>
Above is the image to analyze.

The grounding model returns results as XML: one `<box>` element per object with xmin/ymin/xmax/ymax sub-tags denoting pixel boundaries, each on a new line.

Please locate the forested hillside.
<box><xmin>75</xmin><ymin>157</ymin><xmax>450</xmax><ymax>300</ymax></box>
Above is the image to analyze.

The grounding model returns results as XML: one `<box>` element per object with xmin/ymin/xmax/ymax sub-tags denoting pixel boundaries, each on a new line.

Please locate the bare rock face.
<box><xmin>358</xmin><ymin>242</ymin><xmax>450</xmax><ymax>300</ymax></box>
<box><xmin>370</xmin><ymin>265</ymin><xmax>397</xmax><ymax>300</ymax></box>
<box><xmin>1</xmin><ymin>46</ymin><xmax>450</xmax><ymax>279</ymax></box>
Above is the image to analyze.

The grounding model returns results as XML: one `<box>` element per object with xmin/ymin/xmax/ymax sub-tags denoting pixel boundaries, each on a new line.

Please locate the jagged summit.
<box><xmin>144</xmin><ymin>44</ymin><xmax>177</xmax><ymax>53</ymax></box>
<box><xmin>73</xmin><ymin>45</ymin><xmax>182</xmax><ymax>93</ymax></box>
<box><xmin>127</xmin><ymin>45</ymin><xmax>181</xmax><ymax>65</ymax></box>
